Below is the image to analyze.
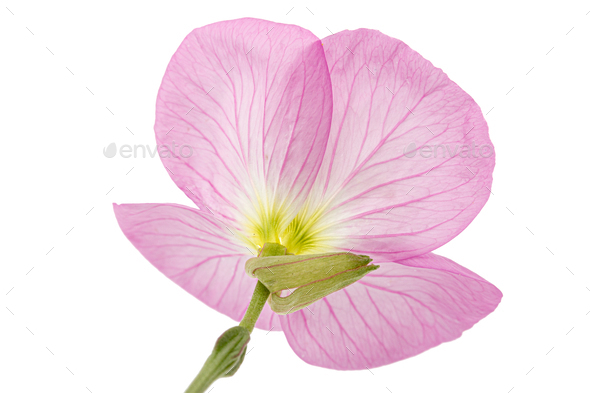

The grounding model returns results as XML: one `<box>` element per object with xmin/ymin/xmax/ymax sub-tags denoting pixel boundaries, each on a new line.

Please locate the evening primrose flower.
<box><xmin>114</xmin><ymin>17</ymin><xmax>501</xmax><ymax>383</ymax></box>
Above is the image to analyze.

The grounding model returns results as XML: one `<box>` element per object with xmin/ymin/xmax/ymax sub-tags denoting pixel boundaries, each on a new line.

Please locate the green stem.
<box><xmin>239</xmin><ymin>281</ymin><xmax>270</xmax><ymax>334</ymax></box>
<box><xmin>184</xmin><ymin>243</ymin><xmax>287</xmax><ymax>393</ymax></box>
<box><xmin>238</xmin><ymin>242</ymin><xmax>287</xmax><ymax>333</ymax></box>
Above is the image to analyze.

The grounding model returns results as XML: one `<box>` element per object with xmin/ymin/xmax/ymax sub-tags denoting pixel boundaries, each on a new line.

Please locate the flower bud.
<box><xmin>185</xmin><ymin>326</ymin><xmax>250</xmax><ymax>392</ymax></box>
<box><xmin>246</xmin><ymin>249</ymin><xmax>379</xmax><ymax>314</ymax></box>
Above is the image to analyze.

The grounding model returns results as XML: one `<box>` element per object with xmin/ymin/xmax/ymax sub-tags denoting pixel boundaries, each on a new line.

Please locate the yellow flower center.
<box><xmin>242</xmin><ymin>201</ymin><xmax>331</xmax><ymax>255</ymax></box>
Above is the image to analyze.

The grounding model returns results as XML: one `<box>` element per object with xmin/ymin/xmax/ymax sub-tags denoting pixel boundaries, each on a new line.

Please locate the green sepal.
<box><xmin>245</xmin><ymin>246</ymin><xmax>379</xmax><ymax>315</ymax></box>
<box><xmin>269</xmin><ymin>264</ymin><xmax>379</xmax><ymax>314</ymax></box>
<box><xmin>245</xmin><ymin>252</ymin><xmax>373</xmax><ymax>292</ymax></box>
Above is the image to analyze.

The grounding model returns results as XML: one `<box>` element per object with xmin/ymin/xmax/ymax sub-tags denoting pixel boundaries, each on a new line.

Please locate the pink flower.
<box><xmin>114</xmin><ymin>18</ymin><xmax>501</xmax><ymax>370</ymax></box>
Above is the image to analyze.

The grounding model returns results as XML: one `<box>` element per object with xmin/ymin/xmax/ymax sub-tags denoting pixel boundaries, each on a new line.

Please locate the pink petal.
<box><xmin>113</xmin><ymin>203</ymin><xmax>280</xmax><ymax>331</ymax></box>
<box><xmin>155</xmin><ymin>18</ymin><xmax>332</xmax><ymax>237</ymax></box>
<box><xmin>303</xmin><ymin>29</ymin><xmax>494</xmax><ymax>260</ymax></box>
<box><xmin>280</xmin><ymin>253</ymin><xmax>501</xmax><ymax>370</ymax></box>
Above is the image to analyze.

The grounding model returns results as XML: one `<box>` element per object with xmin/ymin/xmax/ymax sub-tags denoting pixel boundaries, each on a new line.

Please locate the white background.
<box><xmin>1</xmin><ymin>1</ymin><xmax>589</xmax><ymax>392</ymax></box>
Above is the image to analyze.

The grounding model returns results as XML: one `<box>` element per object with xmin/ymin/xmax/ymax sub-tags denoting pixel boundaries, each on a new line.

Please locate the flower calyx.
<box><xmin>246</xmin><ymin>244</ymin><xmax>378</xmax><ymax>314</ymax></box>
